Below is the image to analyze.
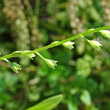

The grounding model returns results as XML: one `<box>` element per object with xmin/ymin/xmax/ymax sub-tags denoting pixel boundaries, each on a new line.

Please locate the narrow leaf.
<box><xmin>26</xmin><ymin>95</ymin><xmax>63</xmax><ymax>110</ymax></box>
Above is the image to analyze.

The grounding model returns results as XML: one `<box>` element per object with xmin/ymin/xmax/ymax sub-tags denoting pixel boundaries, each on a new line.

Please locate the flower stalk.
<box><xmin>0</xmin><ymin>25</ymin><xmax>110</xmax><ymax>60</ymax></box>
<box><xmin>0</xmin><ymin>25</ymin><xmax>110</xmax><ymax>72</ymax></box>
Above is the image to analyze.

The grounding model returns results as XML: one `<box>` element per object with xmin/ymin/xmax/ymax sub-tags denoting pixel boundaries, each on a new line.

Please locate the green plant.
<box><xmin>0</xmin><ymin>25</ymin><xmax>110</xmax><ymax>73</ymax></box>
<box><xmin>1</xmin><ymin>0</ymin><xmax>110</xmax><ymax>110</ymax></box>
<box><xmin>26</xmin><ymin>95</ymin><xmax>62</xmax><ymax>110</ymax></box>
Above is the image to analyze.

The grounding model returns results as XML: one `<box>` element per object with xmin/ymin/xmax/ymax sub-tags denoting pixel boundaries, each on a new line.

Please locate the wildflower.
<box><xmin>100</xmin><ymin>30</ymin><xmax>110</xmax><ymax>39</ymax></box>
<box><xmin>87</xmin><ymin>40</ymin><xmax>102</xmax><ymax>50</ymax></box>
<box><xmin>27</xmin><ymin>53</ymin><xmax>35</xmax><ymax>59</ymax></box>
<box><xmin>3</xmin><ymin>59</ymin><xmax>21</xmax><ymax>73</ymax></box>
<box><xmin>45</xmin><ymin>59</ymin><xmax>58</xmax><ymax>69</ymax></box>
<box><xmin>9</xmin><ymin>62</ymin><xmax>21</xmax><ymax>73</ymax></box>
<box><xmin>35</xmin><ymin>52</ymin><xmax>58</xmax><ymax>69</ymax></box>
<box><xmin>62</xmin><ymin>41</ymin><xmax>75</xmax><ymax>50</ymax></box>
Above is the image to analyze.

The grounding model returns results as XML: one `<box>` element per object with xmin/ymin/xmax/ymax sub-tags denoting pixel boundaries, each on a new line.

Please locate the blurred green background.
<box><xmin>0</xmin><ymin>0</ymin><xmax>110</xmax><ymax>110</ymax></box>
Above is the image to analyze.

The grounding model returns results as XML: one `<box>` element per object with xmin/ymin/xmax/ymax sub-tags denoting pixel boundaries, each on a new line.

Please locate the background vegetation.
<box><xmin>0</xmin><ymin>0</ymin><xmax>110</xmax><ymax>110</ymax></box>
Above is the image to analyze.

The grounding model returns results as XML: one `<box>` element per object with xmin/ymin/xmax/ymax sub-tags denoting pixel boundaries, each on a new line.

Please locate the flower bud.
<box><xmin>87</xmin><ymin>40</ymin><xmax>102</xmax><ymax>50</ymax></box>
<box><xmin>27</xmin><ymin>53</ymin><xmax>35</xmax><ymax>59</ymax></box>
<box><xmin>62</xmin><ymin>41</ymin><xmax>75</xmax><ymax>50</ymax></box>
<box><xmin>9</xmin><ymin>62</ymin><xmax>21</xmax><ymax>73</ymax></box>
<box><xmin>36</xmin><ymin>52</ymin><xmax>58</xmax><ymax>69</ymax></box>
<box><xmin>3</xmin><ymin>59</ymin><xmax>21</xmax><ymax>73</ymax></box>
<box><xmin>100</xmin><ymin>30</ymin><xmax>110</xmax><ymax>39</ymax></box>
<box><xmin>45</xmin><ymin>59</ymin><xmax>58</xmax><ymax>69</ymax></box>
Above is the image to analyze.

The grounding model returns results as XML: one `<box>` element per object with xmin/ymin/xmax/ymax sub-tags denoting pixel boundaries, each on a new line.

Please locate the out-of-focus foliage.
<box><xmin>0</xmin><ymin>0</ymin><xmax>110</xmax><ymax>110</ymax></box>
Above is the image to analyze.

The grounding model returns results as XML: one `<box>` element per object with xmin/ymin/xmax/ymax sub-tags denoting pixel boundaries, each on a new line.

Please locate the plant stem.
<box><xmin>0</xmin><ymin>25</ymin><xmax>110</xmax><ymax>60</ymax></box>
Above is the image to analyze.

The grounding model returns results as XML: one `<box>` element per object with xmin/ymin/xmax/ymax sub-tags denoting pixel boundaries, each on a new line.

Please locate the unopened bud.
<box><xmin>45</xmin><ymin>59</ymin><xmax>58</xmax><ymax>69</ymax></box>
<box><xmin>100</xmin><ymin>30</ymin><xmax>110</xmax><ymax>39</ymax></box>
<box><xmin>87</xmin><ymin>40</ymin><xmax>102</xmax><ymax>50</ymax></box>
<box><xmin>62</xmin><ymin>41</ymin><xmax>75</xmax><ymax>50</ymax></box>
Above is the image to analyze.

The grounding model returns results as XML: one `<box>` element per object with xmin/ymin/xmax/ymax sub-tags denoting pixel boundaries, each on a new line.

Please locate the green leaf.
<box><xmin>80</xmin><ymin>90</ymin><xmax>92</xmax><ymax>106</ymax></box>
<box><xmin>26</xmin><ymin>95</ymin><xmax>63</xmax><ymax>110</ymax></box>
<box><xmin>68</xmin><ymin>97</ymin><xmax>78</xmax><ymax>110</ymax></box>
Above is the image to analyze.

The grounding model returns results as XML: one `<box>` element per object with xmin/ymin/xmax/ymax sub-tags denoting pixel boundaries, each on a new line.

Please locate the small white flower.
<box><xmin>3</xmin><ymin>58</ymin><xmax>21</xmax><ymax>73</ymax></box>
<box><xmin>45</xmin><ymin>59</ymin><xmax>58</xmax><ymax>69</ymax></box>
<box><xmin>27</xmin><ymin>53</ymin><xmax>35</xmax><ymax>59</ymax></box>
<box><xmin>35</xmin><ymin>52</ymin><xmax>58</xmax><ymax>69</ymax></box>
<box><xmin>100</xmin><ymin>30</ymin><xmax>110</xmax><ymax>39</ymax></box>
<box><xmin>62</xmin><ymin>41</ymin><xmax>75</xmax><ymax>50</ymax></box>
<box><xmin>9</xmin><ymin>62</ymin><xmax>21</xmax><ymax>73</ymax></box>
<box><xmin>87</xmin><ymin>40</ymin><xmax>102</xmax><ymax>50</ymax></box>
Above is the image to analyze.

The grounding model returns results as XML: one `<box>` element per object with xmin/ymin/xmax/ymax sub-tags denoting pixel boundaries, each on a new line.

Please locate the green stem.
<box><xmin>35</xmin><ymin>52</ymin><xmax>46</xmax><ymax>61</ymax></box>
<box><xmin>0</xmin><ymin>25</ymin><xmax>110</xmax><ymax>60</ymax></box>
